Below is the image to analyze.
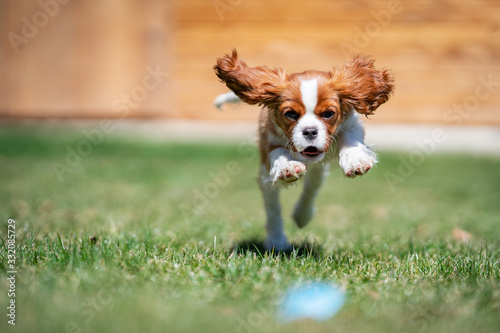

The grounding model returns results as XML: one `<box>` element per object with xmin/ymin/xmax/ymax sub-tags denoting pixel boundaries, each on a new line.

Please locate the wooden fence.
<box><xmin>1</xmin><ymin>0</ymin><xmax>499</xmax><ymax>124</ymax></box>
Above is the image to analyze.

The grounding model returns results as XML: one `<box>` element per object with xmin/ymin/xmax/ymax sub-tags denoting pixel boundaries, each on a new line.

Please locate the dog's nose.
<box><xmin>302</xmin><ymin>127</ymin><xmax>318</xmax><ymax>141</ymax></box>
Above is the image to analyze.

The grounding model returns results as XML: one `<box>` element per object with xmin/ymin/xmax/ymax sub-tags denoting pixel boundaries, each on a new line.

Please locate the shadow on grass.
<box><xmin>231</xmin><ymin>238</ymin><xmax>323</xmax><ymax>259</ymax></box>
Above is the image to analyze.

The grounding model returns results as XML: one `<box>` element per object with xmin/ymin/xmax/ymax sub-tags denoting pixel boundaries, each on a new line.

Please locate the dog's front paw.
<box><xmin>272</xmin><ymin>161</ymin><xmax>307</xmax><ymax>183</ymax></box>
<box><xmin>339</xmin><ymin>145</ymin><xmax>377</xmax><ymax>178</ymax></box>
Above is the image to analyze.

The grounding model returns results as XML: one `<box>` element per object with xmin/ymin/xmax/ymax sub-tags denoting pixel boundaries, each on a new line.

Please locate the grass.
<box><xmin>0</xmin><ymin>124</ymin><xmax>499</xmax><ymax>333</ymax></box>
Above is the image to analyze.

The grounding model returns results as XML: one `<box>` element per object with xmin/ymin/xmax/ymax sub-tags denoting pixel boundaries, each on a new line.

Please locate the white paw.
<box><xmin>339</xmin><ymin>144</ymin><xmax>377</xmax><ymax>178</ymax></box>
<box><xmin>264</xmin><ymin>234</ymin><xmax>292</xmax><ymax>252</ymax></box>
<box><xmin>271</xmin><ymin>160</ymin><xmax>307</xmax><ymax>183</ymax></box>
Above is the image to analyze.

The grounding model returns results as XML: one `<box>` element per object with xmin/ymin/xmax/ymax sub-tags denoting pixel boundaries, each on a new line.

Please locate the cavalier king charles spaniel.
<box><xmin>214</xmin><ymin>50</ymin><xmax>394</xmax><ymax>251</ymax></box>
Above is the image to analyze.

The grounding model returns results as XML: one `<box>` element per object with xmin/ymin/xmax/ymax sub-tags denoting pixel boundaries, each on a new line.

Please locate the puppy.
<box><xmin>214</xmin><ymin>50</ymin><xmax>394</xmax><ymax>251</ymax></box>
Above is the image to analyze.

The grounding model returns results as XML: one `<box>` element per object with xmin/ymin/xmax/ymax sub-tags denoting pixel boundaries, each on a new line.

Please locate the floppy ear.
<box><xmin>331</xmin><ymin>55</ymin><xmax>394</xmax><ymax>115</ymax></box>
<box><xmin>214</xmin><ymin>49</ymin><xmax>287</xmax><ymax>108</ymax></box>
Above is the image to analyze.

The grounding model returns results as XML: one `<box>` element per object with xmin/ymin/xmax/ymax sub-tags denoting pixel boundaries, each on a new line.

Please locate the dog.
<box><xmin>214</xmin><ymin>50</ymin><xmax>394</xmax><ymax>251</ymax></box>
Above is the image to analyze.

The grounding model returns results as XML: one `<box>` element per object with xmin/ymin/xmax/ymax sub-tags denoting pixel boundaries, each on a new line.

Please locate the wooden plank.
<box><xmin>171</xmin><ymin>61</ymin><xmax>500</xmax><ymax>82</ymax></box>
<box><xmin>168</xmin><ymin>104</ymin><xmax>500</xmax><ymax>126</ymax></box>
<box><xmin>172</xmin><ymin>23</ymin><xmax>499</xmax><ymax>53</ymax></box>
<box><xmin>169</xmin><ymin>103</ymin><xmax>500</xmax><ymax>126</ymax></box>
<box><xmin>172</xmin><ymin>0</ymin><xmax>500</xmax><ymax>23</ymax></box>
<box><xmin>170</xmin><ymin>79</ymin><xmax>500</xmax><ymax>106</ymax></box>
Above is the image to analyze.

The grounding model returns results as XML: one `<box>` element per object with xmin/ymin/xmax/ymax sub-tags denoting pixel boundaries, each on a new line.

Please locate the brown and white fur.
<box><xmin>214</xmin><ymin>50</ymin><xmax>394</xmax><ymax>251</ymax></box>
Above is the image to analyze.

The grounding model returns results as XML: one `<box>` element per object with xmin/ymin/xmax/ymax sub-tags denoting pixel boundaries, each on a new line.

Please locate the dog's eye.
<box><xmin>284</xmin><ymin>110</ymin><xmax>300</xmax><ymax>121</ymax></box>
<box><xmin>322</xmin><ymin>110</ymin><xmax>335</xmax><ymax>119</ymax></box>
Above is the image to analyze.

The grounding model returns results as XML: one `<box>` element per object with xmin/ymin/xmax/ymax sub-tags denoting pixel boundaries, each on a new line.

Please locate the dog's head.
<box><xmin>214</xmin><ymin>50</ymin><xmax>394</xmax><ymax>162</ymax></box>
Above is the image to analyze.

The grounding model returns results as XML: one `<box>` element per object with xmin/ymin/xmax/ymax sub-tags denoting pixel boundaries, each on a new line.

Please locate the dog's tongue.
<box><xmin>302</xmin><ymin>146</ymin><xmax>320</xmax><ymax>156</ymax></box>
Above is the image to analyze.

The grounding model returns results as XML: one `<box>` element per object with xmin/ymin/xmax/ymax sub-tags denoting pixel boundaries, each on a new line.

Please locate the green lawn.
<box><xmin>0</xmin><ymin>125</ymin><xmax>499</xmax><ymax>333</ymax></box>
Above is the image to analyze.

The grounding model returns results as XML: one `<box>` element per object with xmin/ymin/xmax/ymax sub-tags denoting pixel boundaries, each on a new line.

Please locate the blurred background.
<box><xmin>1</xmin><ymin>0</ymin><xmax>499</xmax><ymax>125</ymax></box>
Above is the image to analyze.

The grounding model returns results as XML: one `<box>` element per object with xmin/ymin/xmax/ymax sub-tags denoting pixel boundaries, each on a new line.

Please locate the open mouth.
<box><xmin>300</xmin><ymin>146</ymin><xmax>322</xmax><ymax>158</ymax></box>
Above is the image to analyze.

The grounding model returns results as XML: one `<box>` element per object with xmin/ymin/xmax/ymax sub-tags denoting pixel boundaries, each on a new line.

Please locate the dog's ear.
<box><xmin>331</xmin><ymin>55</ymin><xmax>394</xmax><ymax>115</ymax></box>
<box><xmin>214</xmin><ymin>49</ymin><xmax>287</xmax><ymax>108</ymax></box>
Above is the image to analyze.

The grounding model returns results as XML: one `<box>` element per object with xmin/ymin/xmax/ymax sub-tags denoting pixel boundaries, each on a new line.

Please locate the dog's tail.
<box><xmin>213</xmin><ymin>91</ymin><xmax>241</xmax><ymax>110</ymax></box>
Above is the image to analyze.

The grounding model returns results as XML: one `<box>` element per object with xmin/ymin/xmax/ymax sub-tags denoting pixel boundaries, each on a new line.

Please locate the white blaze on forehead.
<box><xmin>300</xmin><ymin>79</ymin><xmax>318</xmax><ymax>114</ymax></box>
<box><xmin>293</xmin><ymin>78</ymin><xmax>326</xmax><ymax>155</ymax></box>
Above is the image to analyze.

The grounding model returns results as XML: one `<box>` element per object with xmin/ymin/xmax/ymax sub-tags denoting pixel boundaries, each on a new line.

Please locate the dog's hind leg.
<box><xmin>292</xmin><ymin>164</ymin><xmax>327</xmax><ymax>228</ymax></box>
